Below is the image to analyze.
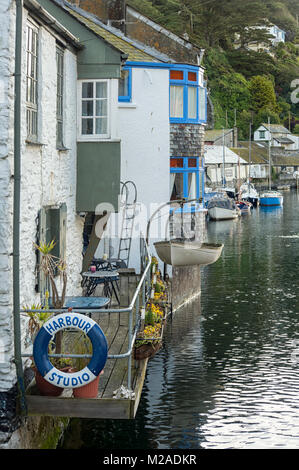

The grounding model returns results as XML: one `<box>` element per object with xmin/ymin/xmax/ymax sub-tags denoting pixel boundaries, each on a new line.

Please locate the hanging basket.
<box><xmin>134</xmin><ymin>342</ymin><xmax>162</xmax><ymax>360</ymax></box>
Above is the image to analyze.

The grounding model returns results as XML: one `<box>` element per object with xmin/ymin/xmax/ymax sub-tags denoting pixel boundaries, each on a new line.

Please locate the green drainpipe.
<box><xmin>13</xmin><ymin>0</ymin><xmax>27</xmax><ymax>415</ymax></box>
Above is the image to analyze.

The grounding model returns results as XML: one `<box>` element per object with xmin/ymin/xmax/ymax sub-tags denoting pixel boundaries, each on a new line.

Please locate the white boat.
<box><xmin>154</xmin><ymin>240</ymin><xmax>224</xmax><ymax>267</ymax></box>
<box><xmin>239</xmin><ymin>182</ymin><xmax>259</xmax><ymax>207</ymax></box>
<box><xmin>207</xmin><ymin>196</ymin><xmax>239</xmax><ymax>220</ymax></box>
<box><xmin>277</xmin><ymin>184</ymin><xmax>290</xmax><ymax>191</ymax></box>
<box><xmin>260</xmin><ymin>190</ymin><xmax>283</xmax><ymax>207</ymax></box>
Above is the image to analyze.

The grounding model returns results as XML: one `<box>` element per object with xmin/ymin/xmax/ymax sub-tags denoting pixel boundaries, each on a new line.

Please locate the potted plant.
<box><xmin>134</xmin><ymin>323</ymin><xmax>163</xmax><ymax>360</ymax></box>
<box><xmin>69</xmin><ymin>332</ymin><xmax>104</xmax><ymax>399</ymax></box>
<box><xmin>35</xmin><ymin>240</ymin><xmax>67</xmax><ymax>354</ymax></box>
<box><xmin>24</xmin><ymin>240</ymin><xmax>69</xmax><ymax>396</ymax></box>
<box><xmin>23</xmin><ymin>293</ymin><xmax>69</xmax><ymax>396</ymax></box>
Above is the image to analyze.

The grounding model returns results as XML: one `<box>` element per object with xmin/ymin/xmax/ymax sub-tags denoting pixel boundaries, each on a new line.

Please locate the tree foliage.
<box><xmin>128</xmin><ymin>0</ymin><xmax>299</xmax><ymax>132</ymax></box>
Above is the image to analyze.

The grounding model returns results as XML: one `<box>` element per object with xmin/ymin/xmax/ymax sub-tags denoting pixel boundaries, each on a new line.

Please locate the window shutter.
<box><xmin>59</xmin><ymin>203</ymin><xmax>67</xmax><ymax>261</ymax></box>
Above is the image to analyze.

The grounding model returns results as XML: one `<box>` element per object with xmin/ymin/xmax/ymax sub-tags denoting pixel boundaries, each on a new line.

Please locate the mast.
<box><xmin>248</xmin><ymin>121</ymin><xmax>252</xmax><ymax>193</ymax></box>
<box><xmin>222</xmin><ymin>127</ymin><xmax>225</xmax><ymax>187</ymax></box>
<box><xmin>268</xmin><ymin>116</ymin><xmax>271</xmax><ymax>190</ymax></box>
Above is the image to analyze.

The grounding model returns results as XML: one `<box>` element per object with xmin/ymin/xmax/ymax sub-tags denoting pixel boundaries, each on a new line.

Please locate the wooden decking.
<box><xmin>26</xmin><ymin>273</ymin><xmax>149</xmax><ymax>419</ymax></box>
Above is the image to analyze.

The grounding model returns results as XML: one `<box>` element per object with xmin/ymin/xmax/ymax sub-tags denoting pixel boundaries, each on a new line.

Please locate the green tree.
<box><xmin>249</xmin><ymin>75</ymin><xmax>278</xmax><ymax>113</ymax></box>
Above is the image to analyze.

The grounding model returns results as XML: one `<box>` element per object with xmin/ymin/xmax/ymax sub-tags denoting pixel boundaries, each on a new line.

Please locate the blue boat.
<box><xmin>259</xmin><ymin>190</ymin><xmax>283</xmax><ymax>207</ymax></box>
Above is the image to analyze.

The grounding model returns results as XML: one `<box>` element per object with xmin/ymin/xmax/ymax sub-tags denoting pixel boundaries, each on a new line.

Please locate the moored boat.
<box><xmin>154</xmin><ymin>240</ymin><xmax>224</xmax><ymax>267</ymax></box>
<box><xmin>238</xmin><ymin>182</ymin><xmax>259</xmax><ymax>207</ymax></box>
<box><xmin>259</xmin><ymin>190</ymin><xmax>283</xmax><ymax>207</ymax></box>
<box><xmin>236</xmin><ymin>200</ymin><xmax>252</xmax><ymax>213</ymax></box>
<box><xmin>207</xmin><ymin>196</ymin><xmax>239</xmax><ymax>220</ymax></box>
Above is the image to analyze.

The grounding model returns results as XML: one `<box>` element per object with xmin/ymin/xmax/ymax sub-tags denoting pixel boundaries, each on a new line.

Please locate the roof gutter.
<box><xmin>24</xmin><ymin>0</ymin><xmax>83</xmax><ymax>49</ymax></box>
<box><xmin>13</xmin><ymin>0</ymin><xmax>27</xmax><ymax>416</ymax></box>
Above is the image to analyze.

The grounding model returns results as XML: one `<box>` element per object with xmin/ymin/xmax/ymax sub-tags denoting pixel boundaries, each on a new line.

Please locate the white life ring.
<box><xmin>33</xmin><ymin>312</ymin><xmax>108</xmax><ymax>389</ymax></box>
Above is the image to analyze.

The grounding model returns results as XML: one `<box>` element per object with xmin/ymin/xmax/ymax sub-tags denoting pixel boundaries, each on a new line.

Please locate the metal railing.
<box><xmin>21</xmin><ymin>233</ymin><xmax>152</xmax><ymax>392</ymax></box>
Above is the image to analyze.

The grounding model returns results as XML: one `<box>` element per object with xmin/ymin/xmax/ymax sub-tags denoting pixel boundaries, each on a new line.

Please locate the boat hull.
<box><xmin>208</xmin><ymin>206</ymin><xmax>239</xmax><ymax>220</ymax></box>
<box><xmin>154</xmin><ymin>241</ymin><xmax>224</xmax><ymax>267</ymax></box>
<box><xmin>260</xmin><ymin>195</ymin><xmax>283</xmax><ymax>207</ymax></box>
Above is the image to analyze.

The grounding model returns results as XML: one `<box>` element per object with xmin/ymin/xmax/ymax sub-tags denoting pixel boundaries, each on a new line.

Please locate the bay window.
<box><xmin>79</xmin><ymin>80</ymin><xmax>109</xmax><ymax>138</ymax></box>
<box><xmin>169</xmin><ymin>66</ymin><xmax>206</xmax><ymax>124</ymax></box>
<box><xmin>170</xmin><ymin>156</ymin><xmax>205</xmax><ymax>203</ymax></box>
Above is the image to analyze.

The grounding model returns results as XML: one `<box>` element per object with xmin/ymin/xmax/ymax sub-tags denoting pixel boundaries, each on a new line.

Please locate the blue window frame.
<box><xmin>169</xmin><ymin>66</ymin><xmax>207</xmax><ymax>124</ymax></box>
<box><xmin>118</xmin><ymin>67</ymin><xmax>132</xmax><ymax>102</ymax></box>
<box><xmin>170</xmin><ymin>156</ymin><xmax>205</xmax><ymax>205</ymax></box>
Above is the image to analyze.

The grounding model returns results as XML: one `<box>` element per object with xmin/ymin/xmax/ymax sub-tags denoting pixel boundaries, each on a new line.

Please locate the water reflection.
<box><xmin>60</xmin><ymin>191</ymin><xmax>299</xmax><ymax>449</ymax></box>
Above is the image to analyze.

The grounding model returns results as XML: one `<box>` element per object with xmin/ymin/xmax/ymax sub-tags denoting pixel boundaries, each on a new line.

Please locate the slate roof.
<box><xmin>231</xmin><ymin>142</ymin><xmax>269</xmax><ymax>164</ymax></box>
<box><xmin>232</xmin><ymin>142</ymin><xmax>299</xmax><ymax>166</ymax></box>
<box><xmin>204</xmin><ymin>129</ymin><xmax>234</xmax><ymax>142</ymax></box>
<box><xmin>204</xmin><ymin>146</ymin><xmax>247</xmax><ymax>165</ymax></box>
<box><xmin>260</xmin><ymin>123</ymin><xmax>290</xmax><ymax>134</ymax></box>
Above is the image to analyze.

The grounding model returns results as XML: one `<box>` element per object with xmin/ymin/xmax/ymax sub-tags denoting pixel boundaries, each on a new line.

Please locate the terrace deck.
<box><xmin>25</xmin><ymin>273</ymin><xmax>149</xmax><ymax>419</ymax></box>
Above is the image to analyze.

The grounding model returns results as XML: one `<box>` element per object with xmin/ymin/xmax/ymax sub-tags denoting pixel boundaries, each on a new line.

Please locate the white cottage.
<box><xmin>0</xmin><ymin>0</ymin><xmax>126</xmax><ymax>448</ymax></box>
<box><xmin>254</xmin><ymin>123</ymin><xmax>296</xmax><ymax>149</ymax></box>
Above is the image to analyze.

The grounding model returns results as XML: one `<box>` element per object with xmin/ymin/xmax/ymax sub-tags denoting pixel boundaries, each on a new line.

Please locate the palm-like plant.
<box><xmin>35</xmin><ymin>240</ymin><xmax>67</xmax><ymax>309</ymax></box>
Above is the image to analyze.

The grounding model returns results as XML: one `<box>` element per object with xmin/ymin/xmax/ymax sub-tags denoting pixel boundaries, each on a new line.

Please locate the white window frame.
<box><xmin>78</xmin><ymin>79</ymin><xmax>110</xmax><ymax>140</ymax></box>
<box><xmin>26</xmin><ymin>19</ymin><xmax>39</xmax><ymax>142</ymax></box>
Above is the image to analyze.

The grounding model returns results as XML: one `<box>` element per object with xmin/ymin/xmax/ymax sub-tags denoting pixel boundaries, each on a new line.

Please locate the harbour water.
<box><xmin>60</xmin><ymin>190</ymin><xmax>299</xmax><ymax>449</ymax></box>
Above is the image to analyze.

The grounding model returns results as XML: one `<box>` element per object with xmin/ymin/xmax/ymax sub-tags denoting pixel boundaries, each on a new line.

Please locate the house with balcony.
<box><xmin>66</xmin><ymin>1</ymin><xmax>208</xmax><ymax>282</ymax></box>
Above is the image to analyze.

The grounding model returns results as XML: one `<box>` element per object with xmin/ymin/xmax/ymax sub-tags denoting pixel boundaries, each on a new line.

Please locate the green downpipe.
<box><xmin>13</xmin><ymin>0</ymin><xmax>27</xmax><ymax>415</ymax></box>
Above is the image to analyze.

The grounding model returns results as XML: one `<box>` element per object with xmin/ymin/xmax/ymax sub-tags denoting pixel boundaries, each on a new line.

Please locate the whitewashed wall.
<box><xmin>0</xmin><ymin>5</ymin><xmax>84</xmax><ymax>397</ymax></box>
<box><xmin>96</xmin><ymin>66</ymin><xmax>170</xmax><ymax>272</ymax></box>
<box><xmin>0</xmin><ymin>0</ymin><xmax>15</xmax><ymax>394</ymax></box>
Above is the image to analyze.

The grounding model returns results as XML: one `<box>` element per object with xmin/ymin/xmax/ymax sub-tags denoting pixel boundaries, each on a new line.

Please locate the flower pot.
<box><xmin>134</xmin><ymin>342</ymin><xmax>162</xmax><ymax>360</ymax></box>
<box><xmin>72</xmin><ymin>370</ymin><xmax>104</xmax><ymax>399</ymax></box>
<box><xmin>34</xmin><ymin>366</ymin><xmax>73</xmax><ymax>396</ymax></box>
<box><xmin>34</xmin><ymin>369</ymin><xmax>63</xmax><ymax>396</ymax></box>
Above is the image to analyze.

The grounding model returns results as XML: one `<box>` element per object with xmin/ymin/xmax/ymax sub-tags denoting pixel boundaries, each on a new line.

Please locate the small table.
<box><xmin>63</xmin><ymin>296</ymin><xmax>110</xmax><ymax>310</ymax></box>
<box><xmin>82</xmin><ymin>270</ymin><xmax>120</xmax><ymax>304</ymax></box>
<box><xmin>48</xmin><ymin>296</ymin><xmax>110</xmax><ymax>318</ymax></box>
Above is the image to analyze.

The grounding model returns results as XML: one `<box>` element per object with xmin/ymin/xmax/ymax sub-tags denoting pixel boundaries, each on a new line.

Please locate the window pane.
<box><xmin>119</xmin><ymin>69</ymin><xmax>129</xmax><ymax>97</ymax></box>
<box><xmin>170</xmin><ymin>86</ymin><xmax>184</xmax><ymax>118</ymax></box>
<box><xmin>188</xmin><ymin>71</ymin><xmax>197</xmax><ymax>82</ymax></box>
<box><xmin>82</xmin><ymin>118</ymin><xmax>93</xmax><ymax>134</ymax></box>
<box><xmin>170</xmin><ymin>158</ymin><xmax>184</xmax><ymax>168</ymax></box>
<box><xmin>170</xmin><ymin>70</ymin><xmax>184</xmax><ymax>80</ymax></box>
<box><xmin>188</xmin><ymin>87</ymin><xmax>197</xmax><ymax>119</ymax></box>
<box><xmin>188</xmin><ymin>173</ymin><xmax>196</xmax><ymax>199</ymax></box>
<box><xmin>170</xmin><ymin>173</ymin><xmax>184</xmax><ymax>200</ymax></box>
<box><xmin>82</xmin><ymin>82</ymin><xmax>93</xmax><ymax>98</ymax></box>
<box><xmin>96</xmin><ymin>82</ymin><xmax>107</xmax><ymax>98</ymax></box>
<box><xmin>82</xmin><ymin>100</ymin><xmax>94</xmax><ymax>116</ymax></box>
<box><xmin>198</xmin><ymin>87</ymin><xmax>206</xmax><ymax>121</ymax></box>
<box><xmin>96</xmin><ymin>99</ymin><xmax>107</xmax><ymax>117</ymax></box>
<box><xmin>95</xmin><ymin>117</ymin><xmax>107</xmax><ymax>135</ymax></box>
<box><xmin>188</xmin><ymin>158</ymin><xmax>197</xmax><ymax>168</ymax></box>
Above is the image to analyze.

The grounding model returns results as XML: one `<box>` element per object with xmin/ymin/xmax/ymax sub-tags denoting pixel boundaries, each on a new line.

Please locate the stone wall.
<box><xmin>170</xmin><ymin>123</ymin><xmax>205</xmax><ymax>157</ymax></box>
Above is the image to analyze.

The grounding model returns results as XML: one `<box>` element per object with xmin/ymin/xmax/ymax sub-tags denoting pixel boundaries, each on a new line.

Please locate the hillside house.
<box><xmin>254</xmin><ymin>123</ymin><xmax>297</xmax><ymax>150</ymax></box>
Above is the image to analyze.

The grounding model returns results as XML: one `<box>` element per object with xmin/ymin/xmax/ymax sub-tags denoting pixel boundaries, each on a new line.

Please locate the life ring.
<box><xmin>33</xmin><ymin>312</ymin><xmax>108</xmax><ymax>389</ymax></box>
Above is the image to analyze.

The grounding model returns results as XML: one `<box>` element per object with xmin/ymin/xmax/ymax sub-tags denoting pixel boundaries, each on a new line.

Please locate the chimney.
<box><xmin>71</xmin><ymin>1</ymin><xmax>126</xmax><ymax>32</ymax></box>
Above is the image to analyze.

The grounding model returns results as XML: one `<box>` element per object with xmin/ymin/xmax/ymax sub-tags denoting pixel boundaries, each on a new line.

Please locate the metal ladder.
<box><xmin>117</xmin><ymin>181</ymin><xmax>137</xmax><ymax>268</ymax></box>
